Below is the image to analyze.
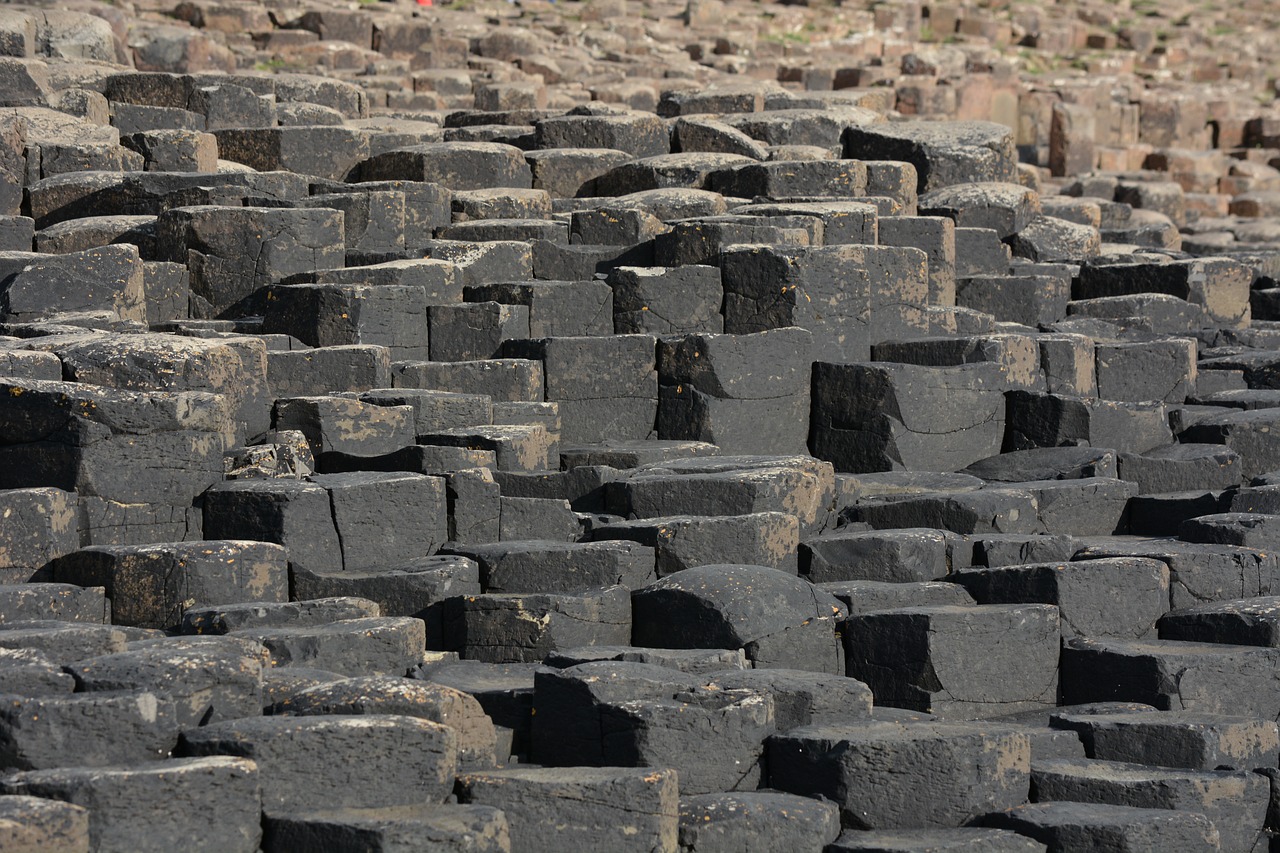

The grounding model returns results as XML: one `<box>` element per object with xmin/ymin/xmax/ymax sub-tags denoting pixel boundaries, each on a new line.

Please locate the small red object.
<box><xmin>417</xmin><ymin>0</ymin><xmax>432</xmax><ymax>6</ymax></box>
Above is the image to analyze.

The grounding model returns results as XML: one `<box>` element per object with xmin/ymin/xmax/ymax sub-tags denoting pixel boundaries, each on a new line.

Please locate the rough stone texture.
<box><xmin>844</xmin><ymin>604</ymin><xmax>1061</xmax><ymax>718</ymax></box>
<box><xmin>2</xmin><ymin>2</ymin><xmax>1280</xmax><ymax>848</ymax></box>
<box><xmin>0</xmin><ymin>757</ymin><xmax>262</xmax><ymax>853</ymax></box>
<box><xmin>455</xmin><ymin>766</ymin><xmax>678</xmax><ymax>853</ymax></box>
<box><xmin>632</xmin><ymin>564</ymin><xmax>845</xmax><ymax>673</ymax></box>
<box><xmin>769</xmin><ymin>721</ymin><xmax>1031</xmax><ymax>829</ymax></box>
<box><xmin>178</xmin><ymin>715</ymin><xmax>456</xmax><ymax>812</ymax></box>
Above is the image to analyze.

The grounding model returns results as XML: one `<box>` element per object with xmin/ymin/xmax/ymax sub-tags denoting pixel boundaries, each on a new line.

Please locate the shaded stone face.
<box><xmin>769</xmin><ymin>721</ymin><xmax>1032</xmax><ymax>829</ymax></box>
<box><xmin>844</xmin><ymin>122</ymin><xmax>1018</xmax><ymax>193</ymax></box>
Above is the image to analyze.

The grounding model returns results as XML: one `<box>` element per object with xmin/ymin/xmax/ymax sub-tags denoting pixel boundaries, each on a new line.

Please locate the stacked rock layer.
<box><xmin>4</xmin><ymin>0</ymin><xmax>1280</xmax><ymax>850</ymax></box>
